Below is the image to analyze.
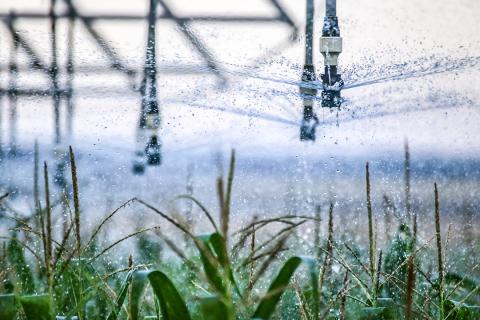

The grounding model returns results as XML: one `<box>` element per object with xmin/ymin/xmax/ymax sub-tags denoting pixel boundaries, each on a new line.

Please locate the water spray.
<box><xmin>320</xmin><ymin>0</ymin><xmax>343</xmax><ymax>108</ymax></box>
<box><xmin>299</xmin><ymin>0</ymin><xmax>319</xmax><ymax>141</ymax></box>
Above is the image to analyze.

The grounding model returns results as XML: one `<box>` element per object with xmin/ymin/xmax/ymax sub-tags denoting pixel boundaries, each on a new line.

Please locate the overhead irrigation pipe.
<box><xmin>320</xmin><ymin>0</ymin><xmax>343</xmax><ymax>108</ymax></box>
<box><xmin>2</xmin><ymin>18</ymin><xmax>49</xmax><ymax>73</ymax></box>
<box><xmin>299</xmin><ymin>0</ymin><xmax>319</xmax><ymax>141</ymax></box>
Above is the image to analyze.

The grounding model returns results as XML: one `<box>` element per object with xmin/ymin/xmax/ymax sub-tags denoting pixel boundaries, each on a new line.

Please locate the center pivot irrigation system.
<box><xmin>0</xmin><ymin>0</ymin><xmax>298</xmax><ymax>176</ymax></box>
<box><xmin>133</xmin><ymin>0</ymin><xmax>345</xmax><ymax>174</ymax></box>
<box><xmin>0</xmin><ymin>0</ymin><xmax>344</xmax><ymax>176</ymax></box>
<box><xmin>300</xmin><ymin>0</ymin><xmax>343</xmax><ymax>141</ymax></box>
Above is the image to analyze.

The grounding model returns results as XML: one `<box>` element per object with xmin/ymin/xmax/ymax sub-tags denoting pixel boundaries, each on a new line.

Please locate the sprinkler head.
<box><xmin>319</xmin><ymin>39</ymin><xmax>344</xmax><ymax>109</ymax></box>
<box><xmin>320</xmin><ymin>9</ymin><xmax>344</xmax><ymax>109</ymax></box>
<box><xmin>301</xmin><ymin>64</ymin><xmax>317</xmax><ymax>87</ymax></box>
<box><xmin>145</xmin><ymin>135</ymin><xmax>161</xmax><ymax>166</ymax></box>
<box><xmin>132</xmin><ymin>150</ymin><xmax>146</xmax><ymax>175</ymax></box>
<box><xmin>132</xmin><ymin>129</ymin><xmax>147</xmax><ymax>174</ymax></box>
<box><xmin>299</xmin><ymin>64</ymin><xmax>319</xmax><ymax>141</ymax></box>
<box><xmin>320</xmin><ymin>60</ymin><xmax>344</xmax><ymax>109</ymax></box>
<box><xmin>321</xmin><ymin>66</ymin><xmax>343</xmax><ymax>88</ymax></box>
<box><xmin>321</xmin><ymin>87</ymin><xmax>343</xmax><ymax>109</ymax></box>
<box><xmin>145</xmin><ymin>110</ymin><xmax>160</xmax><ymax>130</ymax></box>
<box><xmin>300</xmin><ymin>105</ymin><xmax>319</xmax><ymax>141</ymax></box>
<box><xmin>299</xmin><ymin>64</ymin><xmax>318</xmax><ymax>99</ymax></box>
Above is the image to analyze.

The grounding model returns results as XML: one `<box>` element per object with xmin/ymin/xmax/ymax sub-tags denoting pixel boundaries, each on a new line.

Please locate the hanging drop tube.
<box><xmin>7</xmin><ymin>13</ymin><xmax>18</xmax><ymax>157</ymax></box>
<box><xmin>299</xmin><ymin>0</ymin><xmax>319</xmax><ymax>141</ymax></box>
<box><xmin>133</xmin><ymin>0</ymin><xmax>161</xmax><ymax>173</ymax></box>
<box><xmin>144</xmin><ymin>0</ymin><xmax>161</xmax><ymax>166</ymax></box>
<box><xmin>50</xmin><ymin>0</ymin><xmax>68</xmax><ymax>187</ymax></box>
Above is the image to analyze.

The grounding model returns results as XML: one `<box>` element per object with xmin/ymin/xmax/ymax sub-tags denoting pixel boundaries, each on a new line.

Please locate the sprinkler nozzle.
<box><xmin>144</xmin><ymin>111</ymin><xmax>161</xmax><ymax>165</ymax></box>
<box><xmin>321</xmin><ymin>87</ymin><xmax>343</xmax><ymax>108</ymax></box>
<box><xmin>320</xmin><ymin>5</ymin><xmax>343</xmax><ymax>109</ymax></box>
<box><xmin>132</xmin><ymin>129</ymin><xmax>147</xmax><ymax>174</ymax></box>
<box><xmin>300</xmin><ymin>64</ymin><xmax>318</xmax><ymax>97</ymax></box>
<box><xmin>145</xmin><ymin>135</ymin><xmax>161</xmax><ymax>165</ymax></box>
<box><xmin>299</xmin><ymin>64</ymin><xmax>319</xmax><ymax>141</ymax></box>
<box><xmin>300</xmin><ymin>105</ymin><xmax>319</xmax><ymax>141</ymax></box>
<box><xmin>132</xmin><ymin>151</ymin><xmax>146</xmax><ymax>174</ymax></box>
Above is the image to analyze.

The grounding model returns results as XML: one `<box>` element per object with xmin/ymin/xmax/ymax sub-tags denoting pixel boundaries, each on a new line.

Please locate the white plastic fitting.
<box><xmin>302</xmin><ymin>97</ymin><xmax>314</xmax><ymax>107</ymax></box>
<box><xmin>145</xmin><ymin>113</ymin><xmax>160</xmax><ymax>131</ymax></box>
<box><xmin>320</xmin><ymin>36</ymin><xmax>342</xmax><ymax>66</ymax></box>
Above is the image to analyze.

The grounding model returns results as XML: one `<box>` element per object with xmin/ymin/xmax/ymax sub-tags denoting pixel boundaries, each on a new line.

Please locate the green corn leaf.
<box><xmin>378</xmin><ymin>298</ymin><xmax>400</xmax><ymax>319</ymax></box>
<box><xmin>20</xmin><ymin>294</ymin><xmax>52</xmax><ymax>320</ymax></box>
<box><xmin>384</xmin><ymin>224</ymin><xmax>414</xmax><ymax>303</ymax></box>
<box><xmin>200</xmin><ymin>295</ymin><xmax>233</xmax><ymax>320</ymax></box>
<box><xmin>0</xmin><ymin>294</ymin><xmax>18</xmax><ymax>320</ymax></box>
<box><xmin>197</xmin><ymin>232</ymin><xmax>241</xmax><ymax>297</ymax></box>
<box><xmin>56</xmin><ymin>258</ymin><xmax>112</xmax><ymax>319</ymax></box>
<box><xmin>147</xmin><ymin>270</ymin><xmax>192</xmax><ymax>320</ymax></box>
<box><xmin>129</xmin><ymin>270</ymin><xmax>150</xmax><ymax>320</ymax></box>
<box><xmin>205</xmin><ymin>233</ymin><xmax>228</xmax><ymax>267</ymax></box>
<box><xmin>253</xmin><ymin>256</ymin><xmax>319</xmax><ymax>320</ymax></box>
<box><xmin>445</xmin><ymin>300</ymin><xmax>480</xmax><ymax>320</ymax></box>
<box><xmin>7</xmin><ymin>234</ymin><xmax>35</xmax><ymax>294</ymax></box>
<box><xmin>106</xmin><ymin>269</ymin><xmax>136</xmax><ymax>320</ymax></box>
<box><xmin>359</xmin><ymin>307</ymin><xmax>391</xmax><ymax>320</ymax></box>
<box><xmin>196</xmin><ymin>233</ymin><xmax>228</xmax><ymax>296</ymax></box>
<box><xmin>444</xmin><ymin>272</ymin><xmax>480</xmax><ymax>303</ymax></box>
<box><xmin>359</xmin><ymin>298</ymin><xmax>398</xmax><ymax>320</ymax></box>
<box><xmin>106</xmin><ymin>269</ymin><xmax>191</xmax><ymax>320</ymax></box>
